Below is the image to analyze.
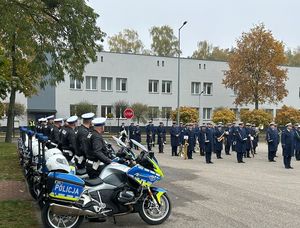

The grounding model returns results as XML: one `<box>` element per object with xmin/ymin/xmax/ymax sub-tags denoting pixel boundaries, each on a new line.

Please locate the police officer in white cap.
<box><xmin>45</xmin><ymin>115</ymin><xmax>55</xmax><ymax>137</ymax></box>
<box><xmin>85</xmin><ymin>117</ymin><xmax>112</xmax><ymax>178</ymax></box>
<box><xmin>60</xmin><ymin>116</ymin><xmax>78</xmax><ymax>162</ymax></box>
<box><xmin>48</xmin><ymin>118</ymin><xmax>63</xmax><ymax>149</ymax></box>
<box><xmin>75</xmin><ymin>113</ymin><xmax>95</xmax><ymax>169</ymax></box>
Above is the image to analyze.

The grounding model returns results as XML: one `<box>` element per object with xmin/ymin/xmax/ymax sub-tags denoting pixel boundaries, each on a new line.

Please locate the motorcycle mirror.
<box><xmin>131</xmin><ymin>139</ymin><xmax>148</xmax><ymax>152</ymax></box>
<box><xmin>112</xmin><ymin>136</ymin><xmax>127</xmax><ymax>148</ymax></box>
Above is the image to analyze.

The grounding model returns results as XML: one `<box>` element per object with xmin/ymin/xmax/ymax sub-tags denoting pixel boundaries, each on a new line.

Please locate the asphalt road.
<box><xmin>81</xmin><ymin>143</ymin><xmax>300</xmax><ymax>228</ymax></box>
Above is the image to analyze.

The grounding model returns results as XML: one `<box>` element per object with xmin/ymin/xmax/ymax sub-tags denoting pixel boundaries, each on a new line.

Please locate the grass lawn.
<box><xmin>0</xmin><ymin>200</ymin><xmax>39</xmax><ymax>228</ymax></box>
<box><xmin>0</xmin><ymin>142</ymin><xmax>23</xmax><ymax>181</ymax></box>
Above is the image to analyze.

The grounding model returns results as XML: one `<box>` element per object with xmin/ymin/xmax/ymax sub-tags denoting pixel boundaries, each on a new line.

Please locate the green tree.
<box><xmin>192</xmin><ymin>40</ymin><xmax>231</xmax><ymax>61</ymax></box>
<box><xmin>171</xmin><ymin>107</ymin><xmax>198</xmax><ymax>124</ymax></box>
<box><xmin>212</xmin><ymin>108</ymin><xmax>236</xmax><ymax>124</ymax></box>
<box><xmin>0</xmin><ymin>0</ymin><xmax>105</xmax><ymax>142</ymax></box>
<box><xmin>223</xmin><ymin>24</ymin><xmax>288</xmax><ymax>110</ymax></box>
<box><xmin>275</xmin><ymin>105</ymin><xmax>300</xmax><ymax>126</ymax></box>
<box><xmin>150</xmin><ymin>25</ymin><xmax>179</xmax><ymax>57</ymax></box>
<box><xmin>0</xmin><ymin>47</ymin><xmax>10</xmax><ymax>99</ymax></box>
<box><xmin>70</xmin><ymin>101</ymin><xmax>97</xmax><ymax>117</ymax></box>
<box><xmin>240</xmin><ymin>109</ymin><xmax>273</xmax><ymax>127</ymax></box>
<box><xmin>131</xmin><ymin>103</ymin><xmax>148</xmax><ymax>124</ymax></box>
<box><xmin>113</xmin><ymin>100</ymin><xmax>129</xmax><ymax>126</ymax></box>
<box><xmin>285</xmin><ymin>47</ymin><xmax>300</xmax><ymax>67</ymax></box>
<box><xmin>108</xmin><ymin>29</ymin><xmax>144</xmax><ymax>54</ymax></box>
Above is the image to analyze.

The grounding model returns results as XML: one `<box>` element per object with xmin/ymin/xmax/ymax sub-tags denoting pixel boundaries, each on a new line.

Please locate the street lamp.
<box><xmin>177</xmin><ymin>21</ymin><xmax>188</xmax><ymax>125</ymax></box>
<box><xmin>198</xmin><ymin>90</ymin><xmax>204</xmax><ymax>125</ymax></box>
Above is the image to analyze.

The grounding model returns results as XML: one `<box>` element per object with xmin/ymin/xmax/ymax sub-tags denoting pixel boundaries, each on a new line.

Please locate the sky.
<box><xmin>87</xmin><ymin>0</ymin><xmax>300</xmax><ymax>57</ymax></box>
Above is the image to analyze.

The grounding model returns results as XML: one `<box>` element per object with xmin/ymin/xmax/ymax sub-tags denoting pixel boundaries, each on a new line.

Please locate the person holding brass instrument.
<box><xmin>235</xmin><ymin>122</ymin><xmax>247</xmax><ymax>163</ymax></box>
<box><xmin>204</xmin><ymin>123</ymin><xmax>214</xmax><ymax>164</ymax></box>
<box><xmin>294</xmin><ymin>123</ymin><xmax>300</xmax><ymax>161</ymax></box>
<box><xmin>215</xmin><ymin>123</ymin><xmax>224</xmax><ymax>159</ymax></box>
<box><xmin>266</xmin><ymin>122</ymin><xmax>278</xmax><ymax>162</ymax></box>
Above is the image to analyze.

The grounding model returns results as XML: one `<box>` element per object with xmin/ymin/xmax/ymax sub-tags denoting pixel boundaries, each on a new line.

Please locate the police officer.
<box><xmin>185</xmin><ymin>123</ymin><xmax>196</xmax><ymax>159</ymax></box>
<box><xmin>75</xmin><ymin>113</ymin><xmax>95</xmax><ymax>169</ymax></box>
<box><xmin>266</xmin><ymin>122</ymin><xmax>278</xmax><ymax>162</ymax></box>
<box><xmin>48</xmin><ymin>118</ymin><xmax>63</xmax><ymax>149</ymax></box>
<box><xmin>235</xmin><ymin>122</ymin><xmax>247</xmax><ymax>163</ymax></box>
<box><xmin>134</xmin><ymin>124</ymin><xmax>141</xmax><ymax>149</ymax></box>
<box><xmin>245</xmin><ymin>123</ymin><xmax>252</xmax><ymax>158</ymax></box>
<box><xmin>60</xmin><ymin>116</ymin><xmax>78</xmax><ymax>162</ymax></box>
<box><xmin>170</xmin><ymin>122</ymin><xmax>180</xmax><ymax>156</ymax></box>
<box><xmin>198</xmin><ymin>125</ymin><xmax>206</xmax><ymax>156</ymax></box>
<box><xmin>204</xmin><ymin>123</ymin><xmax>214</xmax><ymax>164</ymax></box>
<box><xmin>231</xmin><ymin>122</ymin><xmax>237</xmax><ymax>153</ymax></box>
<box><xmin>85</xmin><ymin>117</ymin><xmax>112</xmax><ymax>178</ymax></box>
<box><xmin>157</xmin><ymin>122</ymin><xmax>166</xmax><ymax>153</ymax></box>
<box><xmin>36</xmin><ymin>118</ymin><xmax>43</xmax><ymax>133</ymax></box>
<box><xmin>281</xmin><ymin>123</ymin><xmax>295</xmax><ymax>169</ymax></box>
<box><xmin>252</xmin><ymin>124</ymin><xmax>259</xmax><ymax>154</ymax></box>
<box><xmin>215</xmin><ymin>123</ymin><xmax>224</xmax><ymax>159</ymax></box>
<box><xmin>40</xmin><ymin>118</ymin><xmax>48</xmax><ymax>136</ymax></box>
<box><xmin>294</xmin><ymin>123</ymin><xmax>300</xmax><ymax>160</ymax></box>
<box><xmin>146</xmin><ymin>120</ymin><xmax>154</xmax><ymax>151</ymax></box>
<box><xmin>45</xmin><ymin>115</ymin><xmax>55</xmax><ymax>137</ymax></box>
<box><xmin>178</xmin><ymin>122</ymin><xmax>185</xmax><ymax>155</ymax></box>
<box><xmin>128</xmin><ymin>122</ymin><xmax>135</xmax><ymax>148</ymax></box>
<box><xmin>224</xmin><ymin>123</ymin><xmax>232</xmax><ymax>155</ymax></box>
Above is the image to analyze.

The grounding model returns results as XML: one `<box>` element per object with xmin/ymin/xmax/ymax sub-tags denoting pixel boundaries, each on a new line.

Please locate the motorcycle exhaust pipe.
<box><xmin>50</xmin><ymin>203</ymin><xmax>97</xmax><ymax>217</ymax></box>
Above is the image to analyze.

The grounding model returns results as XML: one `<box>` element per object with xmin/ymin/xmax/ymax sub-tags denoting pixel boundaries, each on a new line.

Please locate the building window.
<box><xmin>148</xmin><ymin>106</ymin><xmax>159</xmax><ymax>119</ymax></box>
<box><xmin>115</xmin><ymin>106</ymin><xmax>126</xmax><ymax>118</ymax></box>
<box><xmin>199</xmin><ymin>64</ymin><xmax>201</xmax><ymax>69</ymax></box>
<box><xmin>149</xmin><ymin>80</ymin><xmax>159</xmax><ymax>93</ymax></box>
<box><xmin>70</xmin><ymin>78</ymin><xmax>81</xmax><ymax>90</ymax></box>
<box><xmin>162</xmin><ymin>61</ymin><xmax>165</xmax><ymax>67</ymax></box>
<box><xmin>162</xmin><ymin>80</ymin><xmax>172</xmax><ymax>93</ymax></box>
<box><xmin>157</xmin><ymin>60</ymin><xmax>159</xmax><ymax>66</ymax></box>
<box><xmin>100</xmin><ymin>56</ymin><xmax>103</xmax><ymax>62</ymax></box>
<box><xmin>204</xmin><ymin>63</ymin><xmax>206</xmax><ymax>69</ymax></box>
<box><xmin>116</xmin><ymin>78</ymin><xmax>127</xmax><ymax>92</ymax></box>
<box><xmin>70</xmin><ymin>104</ymin><xmax>97</xmax><ymax>116</ymax></box>
<box><xmin>230</xmin><ymin>108</ymin><xmax>239</xmax><ymax>118</ymax></box>
<box><xmin>203</xmin><ymin>108</ymin><xmax>212</xmax><ymax>120</ymax></box>
<box><xmin>101</xmin><ymin>105</ymin><xmax>113</xmax><ymax>118</ymax></box>
<box><xmin>264</xmin><ymin>109</ymin><xmax>274</xmax><ymax>117</ymax></box>
<box><xmin>203</xmin><ymin>82</ymin><xmax>213</xmax><ymax>95</ymax></box>
<box><xmin>161</xmin><ymin>107</ymin><xmax>172</xmax><ymax>119</ymax></box>
<box><xmin>191</xmin><ymin>82</ymin><xmax>201</xmax><ymax>94</ymax></box>
<box><xmin>86</xmin><ymin>76</ymin><xmax>97</xmax><ymax>90</ymax></box>
<box><xmin>101</xmin><ymin>77</ymin><xmax>112</xmax><ymax>91</ymax></box>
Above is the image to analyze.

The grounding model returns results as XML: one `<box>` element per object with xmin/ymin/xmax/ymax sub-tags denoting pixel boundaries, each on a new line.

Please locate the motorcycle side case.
<box><xmin>47</xmin><ymin>172</ymin><xmax>85</xmax><ymax>202</ymax></box>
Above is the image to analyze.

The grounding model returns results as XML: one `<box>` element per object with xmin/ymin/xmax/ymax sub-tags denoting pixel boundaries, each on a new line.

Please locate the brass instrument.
<box><xmin>217</xmin><ymin>131</ymin><xmax>227</xmax><ymax>142</ymax></box>
<box><xmin>182</xmin><ymin>137</ymin><xmax>189</xmax><ymax>160</ymax></box>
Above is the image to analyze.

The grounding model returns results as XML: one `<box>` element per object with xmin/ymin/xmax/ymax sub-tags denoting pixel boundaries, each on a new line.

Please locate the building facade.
<box><xmin>20</xmin><ymin>51</ymin><xmax>300</xmax><ymax>126</ymax></box>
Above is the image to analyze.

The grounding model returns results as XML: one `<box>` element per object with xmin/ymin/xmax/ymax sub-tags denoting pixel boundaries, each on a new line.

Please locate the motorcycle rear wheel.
<box><xmin>41</xmin><ymin>203</ymin><xmax>84</xmax><ymax>228</ymax></box>
<box><xmin>138</xmin><ymin>193</ymin><xmax>171</xmax><ymax>225</ymax></box>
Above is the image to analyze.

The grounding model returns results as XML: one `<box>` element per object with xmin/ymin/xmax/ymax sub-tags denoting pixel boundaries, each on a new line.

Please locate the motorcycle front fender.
<box><xmin>150</xmin><ymin>187</ymin><xmax>167</xmax><ymax>205</ymax></box>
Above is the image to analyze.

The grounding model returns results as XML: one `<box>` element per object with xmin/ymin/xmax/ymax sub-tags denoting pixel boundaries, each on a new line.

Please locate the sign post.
<box><xmin>123</xmin><ymin>108</ymin><xmax>135</xmax><ymax>142</ymax></box>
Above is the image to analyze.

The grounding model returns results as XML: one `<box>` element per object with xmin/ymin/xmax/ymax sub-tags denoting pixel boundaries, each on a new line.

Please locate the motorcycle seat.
<box><xmin>76</xmin><ymin>168</ymin><xmax>86</xmax><ymax>176</ymax></box>
<box><xmin>85</xmin><ymin>177</ymin><xmax>103</xmax><ymax>186</ymax></box>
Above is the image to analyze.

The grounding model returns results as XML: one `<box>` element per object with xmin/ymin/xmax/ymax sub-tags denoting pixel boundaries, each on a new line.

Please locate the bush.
<box><xmin>172</xmin><ymin>107</ymin><xmax>198</xmax><ymax>124</ymax></box>
<box><xmin>240</xmin><ymin>109</ymin><xmax>272</xmax><ymax>127</ymax></box>
<box><xmin>212</xmin><ymin>108</ymin><xmax>236</xmax><ymax>124</ymax></box>
<box><xmin>275</xmin><ymin>105</ymin><xmax>300</xmax><ymax>126</ymax></box>
<box><xmin>71</xmin><ymin>101</ymin><xmax>97</xmax><ymax>117</ymax></box>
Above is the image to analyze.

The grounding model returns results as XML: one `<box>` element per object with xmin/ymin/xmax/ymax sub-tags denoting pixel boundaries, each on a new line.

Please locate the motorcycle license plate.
<box><xmin>49</xmin><ymin>180</ymin><xmax>83</xmax><ymax>201</ymax></box>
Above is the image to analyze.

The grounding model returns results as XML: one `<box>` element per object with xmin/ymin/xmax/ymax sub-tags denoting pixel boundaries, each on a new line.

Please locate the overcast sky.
<box><xmin>87</xmin><ymin>0</ymin><xmax>300</xmax><ymax>57</ymax></box>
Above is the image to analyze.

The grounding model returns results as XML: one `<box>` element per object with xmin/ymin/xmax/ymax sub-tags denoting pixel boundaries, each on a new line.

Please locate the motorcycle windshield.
<box><xmin>131</xmin><ymin>139</ymin><xmax>148</xmax><ymax>152</ymax></box>
<box><xmin>112</xmin><ymin>136</ymin><xmax>127</xmax><ymax>147</ymax></box>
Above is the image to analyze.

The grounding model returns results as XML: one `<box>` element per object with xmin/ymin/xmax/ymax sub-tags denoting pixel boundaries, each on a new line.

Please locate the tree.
<box><xmin>108</xmin><ymin>29</ymin><xmax>144</xmax><ymax>54</ymax></box>
<box><xmin>149</xmin><ymin>25</ymin><xmax>179</xmax><ymax>57</ymax></box>
<box><xmin>285</xmin><ymin>47</ymin><xmax>300</xmax><ymax>67</ymax></box>
<box><xmin>275</xmin><ymin>105</ymin><xmax>300</xmax><ymax>126</ymax></box>
<box><xmin>113</xmin><ymin>100</ymin><xmax>129</xmax><ymax>126</ymax></box>
<box><xmin>0</xmin><ymin>0</ymin><xmax>105</xmax><ymax>142</ymax></box>
<box><xmin>240</xmin><ymin>109</ymin><xmax>273</xmax><ymax>127</ymax></box>
<box><xmin>191</xmin><ymin>40</ymin><xmax>231</xmax><ymax>61</ymax></box>
<box><xmin>131</xmin><ymin>103</ymin><xmax>148</xmax><ymax>124</ymax></box>
<box><xmin>0</xmin><ymin>47</ymin><xmax>10</xmax><ymax>99</ymax></box>
<box><xmin>223</xmin><ymin>24</ymin><xmax>288</xmax><ymax>109</ymax></box>
<box><xmin>70</xmin><ymin>101</ymin><xmax>97</xmax><ymax>117</ymax></box>
<box><xmin>212</xmin><ymin>108</ymin><xmax>236</xmax><ymax>124</ymax></box>
<box><xmin>171</xmin><ymin>107</ymin><xmax>198</xmax><ymax>124</ymax></box>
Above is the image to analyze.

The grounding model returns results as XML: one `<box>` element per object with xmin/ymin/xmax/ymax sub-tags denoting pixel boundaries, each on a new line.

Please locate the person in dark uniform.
<box><xmin>224</xmin><ymin>123</ymin><xmax>232</xmax><ymax>155</ymax></box>
<box><xmin>281</xmin><ymin>123</ymin><xmax>295</xmax><ymax>169</ymax></box>
<box><xmin>146</xmin><ymin>120</ymin><xmax>154</xmax><ymax>151</ymax></box>
<box><xmin>204</xmin><ymin>123</ymin><xmax>214</xmax><ymax>164</ymax></box>
<box><xmin>184</xmin><ymin>123</ymin><xmax>195</xmax><ymax>159</ymax></box>
<box><xmin>75</xmin><ymin>112</ymin><xmax>95</xmax><ymax>169</ymax></box>
<box><xmin>157</xmin><ymin>122</ymin><xmax>166</xmax><ymax>153</ymax></box>
<box><xmin>60</xmin><ymin>116</ymin><xmax>78</xmax><ymax>162</ymax></box>
<box><xmin>170</xmin><ymin>122</ymin><xmax>180</xmax><ymax>156</ymax></box>
<box><xmin>36</xmin><ymin>118</ymin><xmax>44</xmax><ymax>133</ymax></box>
<box><xmin>252</xmin><ymin>124</ymin><xmax>259</xmax><ymax>154</ymax></box>
<box><xmin>45</xmin><ymin>115</ymin><xmax>55</xmax><ymax>137</ymax></box>
<box><xmin>85</xmin><ymin>117</ymin><xmax>112</xmax><ymax>178</ymax></box>
<box><xmin>231</xmin><ymin>122</ymin><xmax>237</xmax><ymax>153</ymax></box>
<box><xmin>235</xmin><ymin>122</ymin><xmax>247</xmax><ymax>163</ymax></box>
<box><xmin>198</xmin><ymin>125</ymin><xmax>206</xmax><ymax>156</ymax></box>
<box><xmin>128</xmin><ymin>122</ymin><xmax>135</xmax><ymax>148</ymax></box>
<box><xmin>48</xmin><ymin>118</ymin><xmax>63</xmax><ymax>149</ymax></box>
<box><xmin>193</xmin><ymin>123</ymin><xmax>200</xmax><ymax>153</ymax></box>
<box><xmin>40</xmin><ymin>118</ymin><xmax>48</xmax><ymax>136</ymax></box>
<box><xmin>294</xmin><ymin>123</ymin><xmax>300</xmax><ymax>161</ymax></box>
<box><xmin>215</xmin><ymin>123</ymin><xmax>224</xmax><ymax>159</ymax></box>
<box><xmin>266</xmin><ymin>122</ymin><xmax>278</xmax><ymax>162</ymax></box>
<box><xmin>178</xmin><ymin>122</ymin><xmax>185</xmax><ymax>155</ymax></box>
<box><xmin>134</xmin><ymin>124</ymin><xmax>141</xmax><ymax>149</ymax></box>
<box><xmin>245</xmin><ymin>123</ymin><xmax>252</xmax><ymax>158</ymax></box>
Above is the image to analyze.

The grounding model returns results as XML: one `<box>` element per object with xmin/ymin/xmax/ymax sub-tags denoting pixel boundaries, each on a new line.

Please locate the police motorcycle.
<box><xmin>41</xmin><ymin>136</ymin><xmax>171</xmax><ymax>227</ymax></box>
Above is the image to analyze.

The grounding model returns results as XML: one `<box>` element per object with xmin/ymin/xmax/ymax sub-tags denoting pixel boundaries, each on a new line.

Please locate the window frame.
<box><xmin>203</xmin><ymin>108</ymin><xmax>212</xmax><ymax>120</ymax></box>
<box><xmin>70</xmin><ymin>78</ymin><xmax>82</xmax><ymax>90</ymax></box>
<box><xmin>162</xmin><ymin>80</ymin><xmax>172</xmax><ymax>94</ymax></box>
<box><xmin>85</xmin><ymin>76</ymin><xmax>98</xmax><ymax>91</ymax></box>
<box><xmin>116</xmin><ymin>78</ymin><xmax>128</xmax><ymax>92</ymax></box>
<box><xmin>203</xmin><ymin>82</ymin><xmax>213</xmax><ymax>96</ymax></box>
<box><xmin>161</xmin><ymin>107</ymin><xmax>172</xmax><ymax>119</ymax></box>
<box><xmin>101</xmin><ymin>77</ymin><xmax>113</xmax><ymax>92</ymax></box>
<box><xmin>101</xmin><ymin>105</ymin><xmax>113</xmax><ymax>118</ymax></box>
<box><xmin>191</xmin><ymin>82</ymin><xmax>201</xmax><ymax>95</ymax></box>
<box><xmin>148</xmin><ymin>106</ymin><xmax>160</xmax><ymax>119</ymax></box>
<box><xmin>148</xmin><ymin>80</ymin><xmax>159</xmax><ymax>93</ymax></box>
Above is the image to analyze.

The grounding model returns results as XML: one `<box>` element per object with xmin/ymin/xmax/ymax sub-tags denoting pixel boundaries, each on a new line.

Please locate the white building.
<box><xmin>6</xmin><ymin>51</ymin><xmax>300</xmax><ymax>126</ymax></box>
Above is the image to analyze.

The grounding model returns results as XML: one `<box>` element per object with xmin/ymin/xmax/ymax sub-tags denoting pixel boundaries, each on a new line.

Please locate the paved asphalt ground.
<box><xmin>80</xmin><ymin>142</ymin><xmax>300</xmax><ymax>228</ymax></box>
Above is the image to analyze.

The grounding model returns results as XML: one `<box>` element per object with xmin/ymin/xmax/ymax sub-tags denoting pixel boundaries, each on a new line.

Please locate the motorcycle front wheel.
<box><xmin>41</xmin><ymin>203</ymin><xmax>84</xmax><ymax>228</ymax></box>
<box><xmin>138</xmin><ymin>193</ymin><xmax>171</xmax><ymax>225</ymax></box>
